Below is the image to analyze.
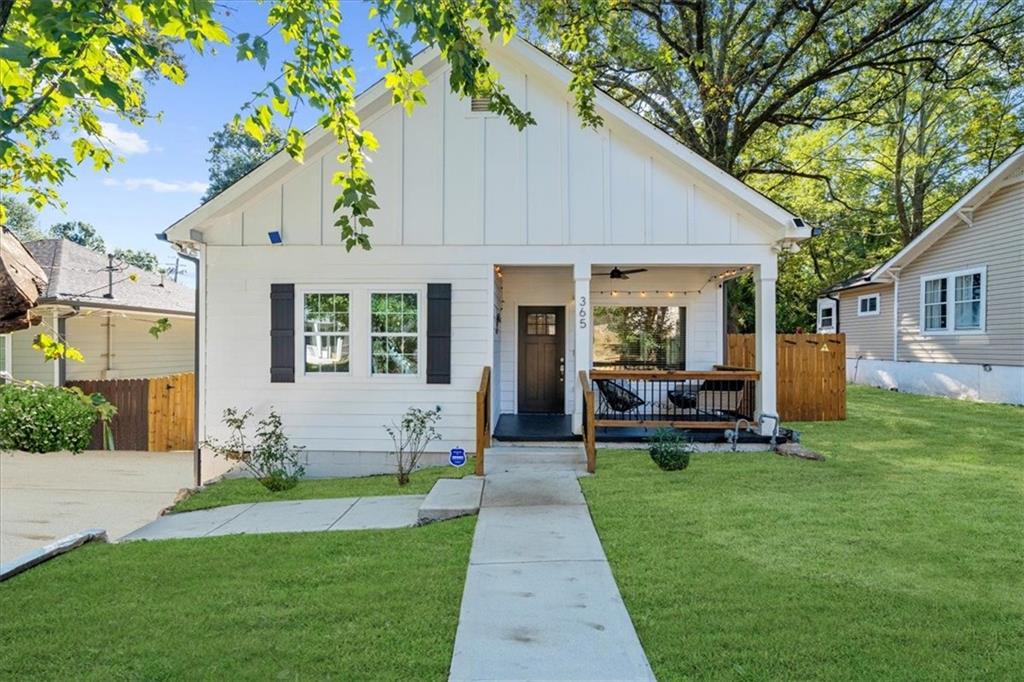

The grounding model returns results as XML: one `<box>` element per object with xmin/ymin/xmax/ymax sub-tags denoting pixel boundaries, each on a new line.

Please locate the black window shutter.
<box><xmin>270</xmin><ymin>283</ymin><xmax>295</xmax><ymax>383</ymax></box>
<box><xmin>426</xmin><ymin>283</ymin><xmax>452</xmax><ymax>384</ymax></box>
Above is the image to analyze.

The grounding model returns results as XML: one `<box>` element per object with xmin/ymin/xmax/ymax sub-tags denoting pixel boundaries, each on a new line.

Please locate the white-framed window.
<box><xmin>0</xmin><ymin>333</ymin><xmax>10</xmax><ymax>380</ymax></box>
<box><xmin>858</xmin><ymin>293</ymin><xmax>880</xmax><ymax>316</ymax></box>
<box><xmin>370</xmin><ymin>292</ymin><xmax>420</xmax><ymax>375</ymax></box>
<box><xmin>920</xmin><ymin>267</ymin><xmax>986</xmax><ymax>334</ymax></box>
<box><xmin>302</xmin><ymin>292</ymin><xmax>351</xmax><ymax>374</ymax></box>
<box><xmin>817</xmin><ymin>300</ymin><xmax>836</xmax><ymax>331</ymax></box>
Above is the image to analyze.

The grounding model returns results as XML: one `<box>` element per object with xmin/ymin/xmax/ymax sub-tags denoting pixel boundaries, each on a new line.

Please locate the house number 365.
<box><xmin>578</xmin><ymin>296</ymin><xmax>588</xmax><ymax>329</ymax></box>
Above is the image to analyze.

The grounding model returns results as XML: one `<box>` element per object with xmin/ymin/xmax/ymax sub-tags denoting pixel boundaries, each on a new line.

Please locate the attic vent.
<box><xmin>470</xmin><ymin>95</ymin><xmax>492</xmax><ymax>113</ymax></box>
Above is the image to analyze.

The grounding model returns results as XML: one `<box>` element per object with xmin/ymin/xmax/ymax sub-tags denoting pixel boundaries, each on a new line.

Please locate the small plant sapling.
<box><xmin>203</xmin><ymin>407</ymin><xmax>306</xmax><ymax>491</ymax></box>
<box><xmin>384</xmin><ymin>406</ymin><xmax>442</xmax><ymax>486</ymax></box>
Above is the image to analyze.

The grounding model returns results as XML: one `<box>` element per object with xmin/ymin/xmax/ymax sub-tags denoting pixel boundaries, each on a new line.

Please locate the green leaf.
<box><xmin>123</xmin><ymin>4</ymin><xmax>144</xmax><ymax>24</ymax></box>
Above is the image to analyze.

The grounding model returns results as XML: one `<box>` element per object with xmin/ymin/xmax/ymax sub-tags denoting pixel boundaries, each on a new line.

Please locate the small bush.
<box><xmin>0</xmin><ymin>384</ymin><xmax>97</xmax><ymax>453</ymax></box>
<box><xmin>648</xmin><ymin>428</ymin><xmax>694</xmax><ymax>471</ymax></box>
<box><xmin>384</xmin><ymin>406</ymin><xmax>442</xmax><ymax>486</ymax></box>
<box><xmin>203</xmin><ymin>408</ymin><xmax>306</xmax><ymax>491</ymax></box>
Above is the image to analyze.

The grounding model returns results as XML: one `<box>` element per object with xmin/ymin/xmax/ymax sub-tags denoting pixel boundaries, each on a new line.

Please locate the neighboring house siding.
<box><xmin>838</xmin><ymin>283</ymin><xmax>895</xmax><ymax>361</ymax></box>
<box><xmin>63</xmin><ymin>313</ymin><xmax>194</xmax><ymax>381</ymax></box>
<box><xmin>10</xmin><ymin>324</ymin><xmax>55</xmax><ymax>385</ymax></box>
<box><xmin>897</xmin><ymin>182</ymin><xmax>1024</xmax><ymax>366</ymax></box>
<box><xmin>201</xmin><ymin>245</ymin><xmax>492</xmax><ymax>456</ymax></box>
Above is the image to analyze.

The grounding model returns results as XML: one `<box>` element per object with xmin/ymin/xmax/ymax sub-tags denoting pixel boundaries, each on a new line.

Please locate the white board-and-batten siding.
<box><xmin>200</xmin><ymin>52</ymin><xmax>778</xmax><ymax>251</ymax></box>
<box><xmin>187</xmin><ymin>43</ymin><xmax>789</xmax><ymax>470</ymax></box>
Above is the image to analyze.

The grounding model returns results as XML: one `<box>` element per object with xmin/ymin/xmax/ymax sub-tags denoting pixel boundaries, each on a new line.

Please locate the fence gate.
<box><xmin>66</xmin><ymin>372</ymin><xmax>195</xmax><ymax>451</ymax></box>
<box><xmin>727</xmin><ymin>333</ymin><xmax>846</xmax><ymax>421</ymax></box>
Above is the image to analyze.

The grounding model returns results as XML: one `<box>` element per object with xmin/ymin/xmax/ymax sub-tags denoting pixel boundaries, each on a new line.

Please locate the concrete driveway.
<box><xmin>0</xmin><ymin>450</ymin><xmax>193</xmax><ymax>562</ymax></box>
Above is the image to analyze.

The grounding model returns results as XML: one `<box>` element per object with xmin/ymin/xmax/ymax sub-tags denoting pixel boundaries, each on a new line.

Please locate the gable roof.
<box><xmin>163</xmin><ymin>36</ymin><xmax>807</xmax><ymax>245</ymax></box>
<box><xmin>869</xmin><ymin>147</ymin><xmax>1024</xmax><ymax>282</ymax></box>
<box><xmin>821</xmin><ymin>266</ymin><xmax>883</xmax><ymax>295</ymax></box>
<box><xmin>24</xmin><ymin>239</ymin><xmax>194</xmax><ymax>316</ymax></box>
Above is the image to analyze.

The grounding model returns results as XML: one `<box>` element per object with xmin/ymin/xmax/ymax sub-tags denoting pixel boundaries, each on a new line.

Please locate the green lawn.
<box><xmin>582</xmin><ymin>385</ymin><xmax>1023</xmax><ymax>680</ymax></box>
<box><xmin>0</xmin><ymin>518</ymin><xmax>475</xmax><ymax>680</ymax></box>
<box><xmin>173</xmin><ymin>458</ymin><xmax>475</xmax><ymax>512</ymax></box>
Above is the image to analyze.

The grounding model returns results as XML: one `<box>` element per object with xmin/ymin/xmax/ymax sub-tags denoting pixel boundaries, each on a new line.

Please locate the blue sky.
<box><xmin>38</xmin><ymin>1</ymin><xmax>387</xmax><ymax>286</ymax></box>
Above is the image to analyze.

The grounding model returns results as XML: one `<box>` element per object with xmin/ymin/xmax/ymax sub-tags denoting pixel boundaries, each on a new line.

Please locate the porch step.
<box><xmin>417</xmin><ymin>477</ymin><xmax>484</xmax><ymax>525</ymax></box>
<box><xmin>483</xmin><ymin>445</ymin><xmax>587</xmax><ymax>475</ymax></box>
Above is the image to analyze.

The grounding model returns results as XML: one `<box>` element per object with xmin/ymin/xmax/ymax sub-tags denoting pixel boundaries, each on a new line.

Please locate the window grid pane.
<box><xmin>303</xmin><ymin>293</ymin><xmax>350</xmax><ymax>373</ymax></box>
<box><xmin>923</xmin><ymin>279</ymin><xmax>948</xmax><ymax>331</ymax></box>
<box><xmin>371</xmin><ymin>292</ymin><xmax>419</xmax><ymax>375</ymax></box>
<box><xmin>954</xmin><ymin>273</ymin><xmax>982</xmax><ymax>330</ymax></box>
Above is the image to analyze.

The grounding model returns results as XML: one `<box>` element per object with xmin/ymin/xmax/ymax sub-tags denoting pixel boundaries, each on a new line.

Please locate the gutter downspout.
<box><xmin>891</xmin><ymin>268</ymin><xmax>901</xmax><ymax>362</ymax></box>
<box><xmin>157</xmin><ymin>233</ymin><xmax>202</xmax><ymax>487</ymax></box>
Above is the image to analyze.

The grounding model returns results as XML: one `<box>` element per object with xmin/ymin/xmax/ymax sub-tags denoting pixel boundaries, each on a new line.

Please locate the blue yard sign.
<box><xmin>449</xmin><ymin>447</ymin><xmax>466</xmax><ymax>467</ymax></box>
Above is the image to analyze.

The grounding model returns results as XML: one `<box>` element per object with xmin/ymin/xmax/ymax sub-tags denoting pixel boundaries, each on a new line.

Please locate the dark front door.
<box><xmin>518</xmin><ymin>306</ymin><xmax>565</xmax><ymax>413</ymax></box>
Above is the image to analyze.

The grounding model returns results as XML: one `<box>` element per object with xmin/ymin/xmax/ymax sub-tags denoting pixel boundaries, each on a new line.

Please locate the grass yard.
<box><xmin>174</xmin><ymin>458</ymin><xmax>475</xmax><ymax>512</ymax></box>
<box><xmin>582</xmin><ymin>386</ymin><xmax>1023</xmax><ymax>680</ymax></box>
<box><xmin>0</xmin><ymin>517</ymin><xmax>475</xmax><ymax>680</ymax></box>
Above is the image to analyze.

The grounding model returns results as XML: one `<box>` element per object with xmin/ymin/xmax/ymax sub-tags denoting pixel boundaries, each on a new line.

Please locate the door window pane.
<box><xmin>527</xmin><ymin>313</ymin><xmax>556</xmax><ymax>335</ymax></box>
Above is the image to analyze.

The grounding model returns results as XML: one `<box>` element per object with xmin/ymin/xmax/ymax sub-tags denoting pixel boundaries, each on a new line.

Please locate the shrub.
<box><xmin>384</xmin><ymin>406</ymin><xmax>442</xmax><ymax>486</ymax></box>
<box><xmin>0</xmin><ymin>384</ymin><xmax>97</xmax><ymax>453</ymax></box>
<box><xmin>203</xmin><ymin>408</ymin><xmax>306</xmax><ymax>491</ymax></box>
<box><xmin>648</xmin><ymin>428</ymin><xmax>694</xmax><ymax>471</ymax></box>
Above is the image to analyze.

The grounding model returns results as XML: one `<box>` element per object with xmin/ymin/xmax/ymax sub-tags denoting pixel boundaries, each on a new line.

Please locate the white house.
<box><xmin>3</xmin><ymin>239</ymin><xmax>195</xmax><ymax>385</ymax></box>
<box><xmin>162</xmin><ymin>38</ymin><xmax>810</xmax><ymax>481</ymax></box>
<box><xmin>817</xmin><ymin>148</ymin><xmax>1023</xmax><ymax>404</ymax></box>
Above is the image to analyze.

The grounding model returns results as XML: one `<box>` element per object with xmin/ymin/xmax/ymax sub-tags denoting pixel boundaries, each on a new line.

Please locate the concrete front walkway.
<box><xmin>121</xmin><ymin>495</ymin><xmax>425</xmax><ymax>541</ymax></box>
<box><xmin>449</xmin><ymin>453</ymin><xmax>655</xmax><ymax>681</ymax></box>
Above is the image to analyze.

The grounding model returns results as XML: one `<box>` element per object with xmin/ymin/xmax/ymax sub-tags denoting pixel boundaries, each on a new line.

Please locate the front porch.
<box><xmin>478</xmin><ymin>260</ymin><xmax>781</xmax><ymax>473</ymax></box>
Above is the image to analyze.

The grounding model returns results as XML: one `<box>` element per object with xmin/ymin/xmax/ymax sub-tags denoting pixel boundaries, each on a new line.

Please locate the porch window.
<box><xmin>303</xmin><ymin>293</ymin><xmax>350</xmax><ymax>373</ymax></box>
<box><xmin>592</xmin><ymin>306</ymin><xmax>686</xmax><ymax>370</ymax></box>
<box><xmin>371</xmin><ymin>292</ymin><xmax>419</xmax><ymax>375</ymax></box>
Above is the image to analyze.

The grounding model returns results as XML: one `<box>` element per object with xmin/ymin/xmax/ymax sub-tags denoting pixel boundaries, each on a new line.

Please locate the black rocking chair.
<box><xmin>596</xmin><ymin>380</ymin><xmax>645</xmax><ymax>415</ymax></box>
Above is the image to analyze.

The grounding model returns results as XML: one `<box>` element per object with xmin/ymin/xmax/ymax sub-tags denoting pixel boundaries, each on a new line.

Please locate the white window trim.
<box><xmin>817</xmin><ymin>300</ymin><xmax>836</xmax><ymax>331</ymax></box>
<box><xmin>368</xmin><ymin>288</ymin><xmax>425</xmax><ymax>380</ymax></box>
<box><xmin>296</xmin><ymin>288</ymin><xmax>353</xmax><ymax>378</ymax></box>
<box><xmin>919</xmin><ymin>266</ymin><xmax>987</xmax><ymax>336</ymax></box>
<box><xmin>0</xmin><ymin>333</ymin><xmax>11</xmax><ymax>379</ymax></box>
<box><xmin>857</xmin><ymin>293</ymin><xmax>881</xmax><ymax>317</ymax></box>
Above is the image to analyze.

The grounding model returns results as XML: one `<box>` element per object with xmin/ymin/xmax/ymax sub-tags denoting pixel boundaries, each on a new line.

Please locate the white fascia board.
<box><xmin>872</xmin><ymin>148</ymin><xmax>1024</xmax><ymax>282</ymax></box>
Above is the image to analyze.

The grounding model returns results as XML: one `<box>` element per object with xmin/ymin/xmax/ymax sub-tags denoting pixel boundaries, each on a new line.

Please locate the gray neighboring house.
<box><xmin>817</xmin><ymin>149</ymin><xmax>1023</xmax><ymax>404</ymax></box>
<box><xmin>2</xmin><ymin>239</ymin><xmax>195</xmax><ymax>385</ymax></box>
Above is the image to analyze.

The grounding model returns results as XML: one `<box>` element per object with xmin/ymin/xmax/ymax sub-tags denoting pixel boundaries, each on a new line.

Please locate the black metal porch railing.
<box><xmin>589</xmin><ymin>369</ymin><xmax>759</xmax><ymax>428</ymax></box>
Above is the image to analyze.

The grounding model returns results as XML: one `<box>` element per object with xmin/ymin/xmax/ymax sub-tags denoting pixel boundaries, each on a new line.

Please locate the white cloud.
<box><xmin>98</xmin><ymin>121</ymin><xmax>150</xmax><ymax>155</ymax></box>
<box><xmin>102</xmin><ymin>177</ymin><xmax>208</xmax><ymax>193</ymax></box>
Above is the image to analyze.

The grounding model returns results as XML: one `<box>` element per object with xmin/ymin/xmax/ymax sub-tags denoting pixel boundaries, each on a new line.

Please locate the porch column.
<box><xmin>754</xmin><ymin>263</ymin><xmax>778</xmax><ymax>435</ymax></box>
<box><xmin>572</xmin><ymin>263</ymin><xmax>591</xmax><ymax>433</ymax></box>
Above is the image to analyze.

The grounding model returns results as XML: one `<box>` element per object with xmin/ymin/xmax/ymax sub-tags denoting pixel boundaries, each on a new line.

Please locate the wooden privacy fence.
<box><xmin>66</xmin><ymin>372</ymin><xmax>195</xmax><ymax>451</ymax></box>
<box><xmin>727</xmin><ymin>333</ymin><xmax>846</xmax><ymax>421</ymax></box>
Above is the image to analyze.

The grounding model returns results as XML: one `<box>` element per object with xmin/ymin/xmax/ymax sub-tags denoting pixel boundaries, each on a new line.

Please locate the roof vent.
<box><xmin>470</xmin><ymin>95</ymin><xmax>492</xmax><ymax>113</ymax></box>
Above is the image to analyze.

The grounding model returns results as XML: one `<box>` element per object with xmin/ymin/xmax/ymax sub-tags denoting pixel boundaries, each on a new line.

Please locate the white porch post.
<box><xmin>754</xmin><ymin>263</ymin><xmax>778</xmax><ymax>434</ymax></box>
<box><xmin>572</xmin><ymin>263</ymin><xmax>591</xmax><ymax>433</ymax></box>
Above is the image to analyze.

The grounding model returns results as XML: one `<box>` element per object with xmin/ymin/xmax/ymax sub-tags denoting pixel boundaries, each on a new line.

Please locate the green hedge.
<box><xmin>0</xmin><ymin>384</ymin><xmax>97</xmax><ymax>453</ymax></box>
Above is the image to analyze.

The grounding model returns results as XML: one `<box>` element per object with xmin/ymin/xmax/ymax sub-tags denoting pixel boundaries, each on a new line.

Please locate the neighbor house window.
<box><xmin>922</xmin><ymin>268</ymin><xmax>985</xmax><ymax>333</ymax></box>
<box><xmin>303</xmin><ymin>293</ymin><xmax>350</xmax><ymax>373</ymax></box>
<box><xmin>592</xmin><ymin>306</ymin><xmax>685</xmax><ymax>370</ymax></box>
<box><xmin>371</xmin><ymin>292</ymin><xmax>419</xmax><ymax>375</ymax></box>
<box><xmin>858</xmin><ymin>293</ymin><xmax>880</xmax><ymax>316</ymax></box>
<box><xmin>819</xmin><ymin>305</ymin><xmax>835</xmax><ymax>330</ymax></box>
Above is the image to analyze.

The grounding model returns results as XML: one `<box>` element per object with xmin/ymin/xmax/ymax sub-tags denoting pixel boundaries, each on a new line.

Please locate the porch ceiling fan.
<box><xmin>594</xmin><ymin>267</ymin><xmax>648</xmax><ymax>280</ymax></box>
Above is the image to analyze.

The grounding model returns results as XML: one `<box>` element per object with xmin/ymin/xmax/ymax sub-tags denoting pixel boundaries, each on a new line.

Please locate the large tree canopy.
<box><xmin>49</xmin><ymin>220</ymin><xmax>105</xmax><ymax>252</ymax></box>
<box><xmin>529</xmin><ymin>0</ymin><xmax>1023</xmax><ymax>175</ymax></box>
<box><xmin>202</xmin><ymin>121</ymin><xmax>285</xmax><ymax>203</ymax></box>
